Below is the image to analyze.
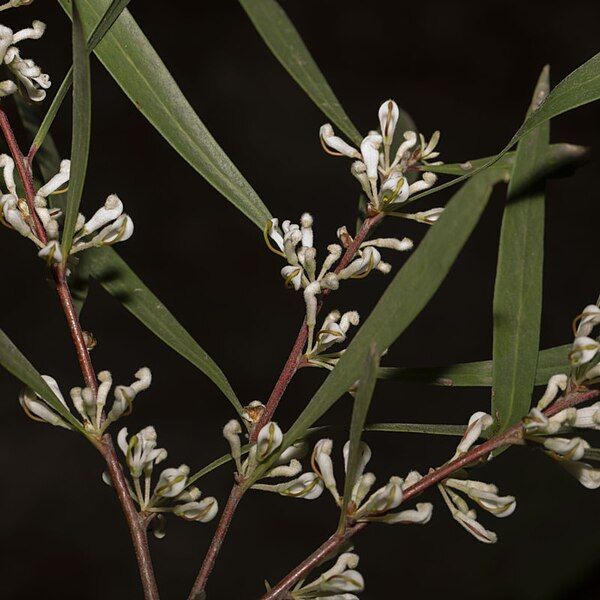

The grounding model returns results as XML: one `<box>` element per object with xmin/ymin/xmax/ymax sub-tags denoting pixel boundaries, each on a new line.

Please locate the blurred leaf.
<box><xmin>58</xmin><ymin>0</ymin><xmax>272</xmax><ymax>229</ymax></box>
<box><xmin>239</xmin><ymin>0</ymin><xmax>361</xmax><ymax>144</ymax></box>
<box><xmin>492</xmin><ymin>67</ymin><xmax>550</xmax><ymax>433</ymax></box>
<box><xmin>425</xmin><ymin>143</ymin><xmax>588</xmax><ymax>177</ymax></box>
<box><xmin>61</xmin><ymin>0</ymin><xmax>92</xmax><ymax>260</ymax></box>
<box><xmin>69</xmin><ymin>251</ymin><xmax>93</xmax><ymax>314</ymax></box>
<box><xmin>31</xmin><ymin>0</ymin><xmax>131</xmax><ymax>155</ymax></box>
<box><xmin>82</xmin><ymin>246</ymin><xmax>243</xmax><ymax>415</ymax></box>
<box><xmin>0</xmin><ymin>329</ymin><xmax>84</xmax><ymax>432</ymax></box>
<box><xmin>409</xmin><ymin>52</ymin><xmax>600</xmax><ymax>202</ymax></box>
<box><xmin>377</xmin><ymin>343</ymin><xmax>570</xmax><ymax>386</ymax></box>
<box><xmin>187</xmin><ymin>444</ymin><xmax>251</xmax><ymax>487</ymax></box>
<box><xmin>14</xmin><ymin>96</ymin><xmax>61</xmax><ymax>182</ymax></box>
<box><xmin>248</xmin><ymin>168</ymin><xmax>502</xmax><ymax>485</ymax></box>
<box><xmin>365</xmin><ymin>423</ymin><xmax>465</xmax><ymax>436</ymax></box>
<box><xmin>339</xmin><ymin>344</ymin><xmax>379</xmax><ymax>531</ymax></box>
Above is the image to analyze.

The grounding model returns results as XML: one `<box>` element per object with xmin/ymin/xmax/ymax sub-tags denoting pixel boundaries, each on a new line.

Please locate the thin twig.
<box><xmin>187</xmin><ymin>213</ymin><xmax>385</xmax><ymax>598</ymax></box>
<box><xmin>188</xmin><ymin>484</ymin><xmax>243</xmax><ymax>599</ymax></box>
<box><xmin>0</xmin><ymin>107</ymin><xmax>160</xmax><ymax>600</ymax></box>
<box><xmin>261</xmin><ymin>387</ymin><xmax>600</xmax><ymax>599</ymax></box>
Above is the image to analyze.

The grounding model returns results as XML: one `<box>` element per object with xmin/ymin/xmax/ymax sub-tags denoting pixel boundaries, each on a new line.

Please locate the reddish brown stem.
<box><xmin>188</xmin><ymin>484</ymin><xmax>243</xmax><ymax>599</ymax></box>
<box><xmin>262</xmin><ymin>387</ymin><xmax>600</xmax><ymax>598</ymax></box>
<box><xmin>252</xmin><ymin>212</ymin><xmax>384</xmax><ymax>441</ymax></box>
<box><xmin>261</xmin><ymin>523</ymin><xmax>367</xmax><ymax>600</ymax></box>
<box><xmin>0</xmin><ymin>107</ymin><xmax>160</xmax><ymax>600</ymax></box>
<box><xmin>189</xmin><ymin>213</ymin><xmax>385</xmax><ymax>597</ymax></box>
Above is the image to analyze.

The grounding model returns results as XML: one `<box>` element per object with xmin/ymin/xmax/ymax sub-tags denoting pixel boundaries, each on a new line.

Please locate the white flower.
<box><xmin>154</xmin><ymin>465</ymin><xmax>190</xmax><ymax>498</ymax></box>
<box><xmin>453</xmin><ymin>411</ymin><xmax>493</xmax><ymax>458</ymax></box>
<box><xmin>256</xmin><ymin>421</ymin><xmax>283</xmax><ymax>461</ymax></box>
<box><xmin>438</xmin><ymin>483</ymin><xmax>498</xmax><ymax>544</ymax></box>
<box><xmin>544</xmin><ymin>437</ymin><xmax>589</xmax><ymax>461</ymax></box>
<box><xmin>223</xmin><ymin>419</ymin><xmax>243</xmax><ymax>473</ymax></box>
<box><xmin>71</xmin><ymin>194</ymin><xmax>134</xmax><ymax>253</ymax></box>
<box><xmin>118</xmin><ymin>426</ymin><xmax>167</xmax><ymax>479</ymax></box>
<box><xmin>560</xmin><ymin>460</ymin><xmax>600</xmax><ymax>489</ymax></box>
<box><xmin>18</xmin><ymin>377</ymin><xmax>71</xmax><ymax>430</ymax></box>
<box><xmin>173</xmin><ymin>497</ymin><xmax>219</xmax><ymax>523</ymax></box>
<box><xmin>0</xmin><ymin>21</ymin><xmax>50</xmax><ymax>102</ymax></box>
<box><xmin>37</xmin><ymin>240</ymin><xmax>62</xmax><ymax>264</ymax></box>
<box><xmin>307</xmin><ymin>309</ymin><xmax>360</xmax><ymax>364</ymax></box>
<box><xmin>319</xmin><ymin>124</ymin><xmax>361</xmax><ymax>158</ymax></box>
<box><xmin>573</xmin><ymin>402</ymin><xmax>600</xmax><ymax>430</ymax></box>
<box><xmin>312</xmin><ymin>438</ymin><xmax>339</xmax><ymax>502</ymax></box>
<box><xmin>444</xmin><ymin>478</ymin><xmax>516</xmax><ymax>517</ymax></box>
<box><xmin>353</xmin><ymin>476</ymin><xmax>404</xmax><ymax>520</ymax></box>
<box><xmin>371</xmin><ymin>502</ymin><xmax>433</xmax><ymax>525</ymax></box>
<box><xmin>378</xmin><ymin>99</ymin><xmax>399</xmax><ymax>146</ymax></box>
<box><xmin>569</xmin><ymin>336</ymin><xmax>599</xmax><ymax>366</ymax></box>
<box><xmin>523</xmin><ymin>406</ymin><xmax>576</xmax><ymax>435</ymax></box>
<box><xmin>536</xmin><ymin>374</ymin><xmax>569</xmax><ymax>410</ymax></box>
<box><xmin>292</xmin><ymin>553</ymin><xmax>364</xmax><ymax>599</ymax></box>
<box><xmin>575</xmin><ymin>304</ymin><xmax>600</xmax><ymax>337</ymax></box>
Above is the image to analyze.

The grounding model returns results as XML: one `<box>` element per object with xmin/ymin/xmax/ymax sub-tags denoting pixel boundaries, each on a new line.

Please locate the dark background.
<box><xmin>0</xmin><ymin>1</ymin><xmax>599</xmax><ymax>598</ymax></box>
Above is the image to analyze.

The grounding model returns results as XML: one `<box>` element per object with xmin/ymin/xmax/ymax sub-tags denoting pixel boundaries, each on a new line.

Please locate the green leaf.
<box><xmin>30</xmin><ymin>0</ymin><xmax>132</xmax><ymax>156</ymax></box>
<box><xmin>0</xmin><ymin>329</ymin><xmax>84</xmax><ymax>433</ymax></box>
<box><xmin>187</xmin><ymin>443</ymin><xmax>251</xmax><ymax>487</ymax></box>
<box><xmin>408</xmin><ymin>52</ymin><xmax>600</xmax><ymax>203</ymax></box>
<box><xmin>58</xmin><ymin>0</ymin><xmax>272</xmax><ymax>229</ymax></box>
<box><xmin>492</xmin><ymin>67</ymin><xmax>550</xmax><ymax>433</ymax></box>
<box><xmin>424</xmin><ymin>143</ymin><xmax>588</xmax><ymax>177</ymax></box>
<box><xmin>247</xmin><ymin>168</ymin><xmax>502</xmax><ymax>485</ymax></box>
<box><xmin>239</xmin><ymin>0</ymin><xmax>361</xmax><ymax>144</ymax></box>
<box><xmin>61</xmin><ymin>0</ymin><xmax>92</xmax><ymax>260</ymax></box>
<box><xmin>81</xmin><ymin>246</ymin><xmax>243</xmax><ymax>415</ymax></box>
<box><xmin>338</xmin><ymin>344</ymin><xmax>379</xmax><ymax>531</ymax></box>
<box><xmin>365</xmin><ymin>423</ymin><xmax>466</xmax><ymax>436</ymax></box>
<box><xmin>377</xmin><ymin>343</ymin><xmax>571</xmax><ymax>387</ymax></box>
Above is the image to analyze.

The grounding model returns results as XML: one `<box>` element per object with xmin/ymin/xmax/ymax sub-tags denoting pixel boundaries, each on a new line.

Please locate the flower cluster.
<box><xmin>0</xmin><ymin>156</ymin><xmax>134</xmax><ymax>264</ymax></box>
<box><xmin>521</xmin><ymin>302</ymin><xmax>600</xmax><ymax>488</ymax></box>
<box><xmin>437</xmin><ymin>412</ymin><xmax>516</xmax><ymax>544</ymax></box>
<box><xmin>305</xmin><ymin>309</ymin><xmax>360</xmax><ymax>369</ymax></box>
<box><xmin>266</xmin><ymin>212</ymin><xmax>412</xmax><ymax>350</ymax></box>
<box><xmin>223</xmin><ymin>404</ymin><xmax>323</xmax><ymax>499</ymax></box>
<box><xmin>320</xmin><ymin>99</ymin><xmax>443</xmax><ymax>216</ymax></box>
<box><xmin>106</xmin><ymin>427</ymin><xmax>218</xmax><ymax>537</ymax></box>
<box><xmin>0</xmin><ymin>18</ymin><xmax>49</xmax><ymax>101</ymax></box>
<box><xmin>289</xmin><ymin>552</ymin><xmax>364</xmax><ymax>599</ymax></box>
<box><xmin>568</xmin><ymin>303</ymin><xmax>600</xmax><ymax>383</ymax></box>
<box><xmin>313</xmin><ymin>438</ymin><xmax>433</xmax><ymax>525</ymax></box>
<box><xmin>18</xmin><ymin>368</ymin><xmax>152</xmax><ymax>436</ymax></box>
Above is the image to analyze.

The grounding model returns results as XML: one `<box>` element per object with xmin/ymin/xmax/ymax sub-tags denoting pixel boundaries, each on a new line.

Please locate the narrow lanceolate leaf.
<box><xmin>61</xmin><ymin>0</ymin><xmax>92</xmax><ymax>260</ymax></box>
<box><xmin>31</xmin><ymin>0</ymin><xmax>132</xmax><ymax>156</ymax></box>
<box><xmin>247</xmin><ymin>169</ymin><xmax>502</xmax><ymax>485</ymax></box>
<box><xmin>81</xmin><ymin>247</ymin><xmax>243</xmax><ymax>415</ymax></box>
<box><xmin>339</xmin><ymin>345</ymin><xmax>380</xmax><ymax>531</ymax></box>
<box><xmin>239</xmin><ymin>0</ymin><xmax>361</xmax><ymax>144</ymax></box>
<box><xmin>365</xmin><ymin>423</ymin><xmax>466</xmax><ymax>436</ymax></box>
<box><xmin>408</xmin><ymin>52</ymin><xmax>600</xmax><ymax>203</ymax></box>
<box><xmin>377</xmin><ymin>343</ymin><xmax>570</xmax><ymax>387</ymax></box>
<box><xmin>0</xmin><ymin>329</ymin><xmax>83</xmax><ymax>432</ymax></box>
<box><xmin>424</xmin><ymin>143</ymin><xmax>588</xmax><ymax>177</ymax></box>
<box><xmin>187</xmin><ymin>444</ymin><xmax>251</xmax><ymax>487</ymax></box>
<box><xmin>492</xmin><ymin>67</ymin><xmax>550</xmax><ymax>433</ymax></box>
<box><xmin>58</xmin><ymin>0</ymin><xmax>272</xmax><ymax>229</ymax></box>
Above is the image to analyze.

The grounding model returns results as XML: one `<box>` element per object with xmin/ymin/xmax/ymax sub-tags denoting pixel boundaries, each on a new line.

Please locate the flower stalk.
<box><xmin>0</xmin><ymin>106</ymin><xmax>160</xmax><ymax>600</ymax></box>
